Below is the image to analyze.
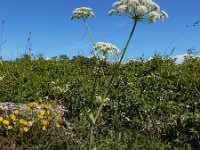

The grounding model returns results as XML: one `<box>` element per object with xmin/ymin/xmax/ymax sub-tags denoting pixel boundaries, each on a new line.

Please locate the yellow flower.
<box><xmin>19</xmin><ymin>119</ymin><xmax>28</xmax><ymax>126</ymax></box>
<box><xmin>56</xmin><ymin>123</ymin><xmax>61</xmax><ymax>128</ymax></box>
<box><xmin>28</xmin><ymin>102</ymin><xmax>39</xmax><ymax>108</ymax></box>
<box><xmin>14</xmin><ymin>109</ymin><xmax>19</xmax><ymax>115</ymax></box>
<box><xmin>23</xmin><ymin>126</ymin><xmax>29</xmax><ymax>132</ymax></box>
<box><xmin>47</xmin><ymin>110</ymin><xmax>51</xmax><ymax>115</ymax></box>
<box><xmin>0</xmin><ymin>116</ymin><xmax>4</xmax><ymax>122</ymax></box>
<box><xmin>41</xmin><ymin>120</ymin><xmax>48</xmax><ymax>126</ymax></box>
<box><xmin>3</xmin><ymin>119</ymin><xmax>9</xmax><ymax>125</ymax></box>
<box><xmin>7</xmin><ymin>125</ymin><xmax>12</xmax><ymax>130</ymax></box>
<box><xmin>38</xmin><ymin>114</ymin><xmax>44</xmax><ymax>119</ymax></box>
<box><xmin>9</xmin><ymin>114</ymin><xmax>16</xmax><ymax>121</ymax></box>
<box><xmin>45</xmin><ymin>103</ymin><xmax>52</xmax><ymax>108</ymax></box>
<box><xmin>39</xmin><ymin>98</ymin><xmax>43</xmax><ymax>103</ymax></box>
<box><xmin>39</xmin><ymin>109</ymin><xmax>46</xmax><ymax>115</ymax></box>
<box><xmin>28</xmin><ymin>106</ymin><xmax>32</xmax><ymax>112</ymax></box>
<box><xmin>42</xmin><ymin>126</ymin><xmax>46</xmax><ymax>131</ymax></box>
<box><xmin>47</xmin><ymin>116</ymin><xmax>52</xmax><ymax>120</ymax></box>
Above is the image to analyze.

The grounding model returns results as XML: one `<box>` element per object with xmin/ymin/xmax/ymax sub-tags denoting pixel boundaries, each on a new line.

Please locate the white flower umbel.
<box><xmin>108</xmin><ymin>0</ymin><xmax>168</xmax><ymax>23</ymax></box>
<box><xmin>71</xmin><ymin>7</ymin><xmax>95</xmax><ymax>20</ymax></box>
<box><xmin>93</xmin><ymin>42</ymin><xmax>120</xmax><ymax>60</ymax></box>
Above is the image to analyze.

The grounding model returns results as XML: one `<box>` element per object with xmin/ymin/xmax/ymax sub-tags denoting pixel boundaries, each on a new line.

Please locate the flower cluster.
<box><xmin>51</xmin><ymin>81</ymin><xmax>70</xmax><ymax>94</ymax></box>
<box><xmin>0</xmin><ymin>100</ymin><xmax>63</xmax><ymax>133</ymax></box>
<box><xmin>108</xmin><ymin>0</ymin><xmax>168</xmax><ymax>23</ymax></box>
<box><xmin>93</xmin><ymin>42</ymin><xmax>121</xmax><ymax>60</ymax></box>
<box><xmin>95</xmin><ymin>96</ymin><xmax>110</xmax><ymax>105</ymax></box>
<box><xmin>71</xmin><ymin>7</ymin><xmax>95</xmax><ymax>20</ymax></box>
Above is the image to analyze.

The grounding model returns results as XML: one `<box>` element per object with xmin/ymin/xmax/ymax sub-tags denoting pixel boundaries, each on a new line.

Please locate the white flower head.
<box><xmin>93</xmin><ymin>42</ymin><xmax>121</xmax><ymax>59</ymax></box>
<box><xmin>108</xmin><ymin>0</ymin><xmax>168</xmax><ymax>23</ymax></box>
<box><xmin>71</xmin><ymin>7</ymin><xmax>95</xmax><ymax>20</ymax></box>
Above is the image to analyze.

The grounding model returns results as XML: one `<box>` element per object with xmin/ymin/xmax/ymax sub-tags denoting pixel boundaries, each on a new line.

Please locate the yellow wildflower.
<box><xmin>28</xmin><ymin>102</ymin><xmax>39</xmax><ymax>108</ymax></box>
<box><xmin>47</xmin><ymin>116</ymin><xmax>52</xmax><ymax>120</ymax></box>
<box><xmin>42</xmin><ymin>126</ymin><xmax>46</xmax><ymax>131</ymax></box>
<box><xmin>45</xmin><ymin>103</ymin><xmax>52</xmax><ymax>108</ymax></box>
<box><xmin>39</xmin><ymin>109</ymin><xmax>46</xmax><ymax>115</ymax></box>
<box><xmin>9</xmin><ymin>114</ymin><xmax>16</xmax><ymax>121</ymax></box>
<box><xmin>23</xmin><ymin>126</ymin><xmax>29</xmax><ymax>132</ymax></box>
<box><xmin>3</xmin><ymin>119</ymin><xmax>9</xmax><ymax>125</ymax></box>
<box><xmin>39</xmin><ymin>98</ymin><xmax>43</xmax><ymax>103</ymax></box>
<box><xmin>47</xmin><ymin>110</ymin><xmax>51</xmax><ymax>115</ymax></box>
<box><xmin>14</xmin><ymin>109</ymin><xmax>19</xmax><ymax>115</ymax></box>
<box><xmin>56</xmin><ymin>123</ymin><xmax>61</xmax><ymax>128</ymax></box>
<box><xmin>7</xmin><ymin>125</ymin><xmax>12</xmax><ymax>130</ymax></box>
<box><xmin>38</xmin><ymin>114</ymin><xmax>44</xmax><ymax>119</ymax></box>
<box><xmin>0</xmin><ymin>116</ymin><xmax>3</xmax><ymax>122</ymax></box>
<box><xmin>19</xmin><ymin>119</ymin><xmax>28</xmax><ymax>126</ymax></box>
<box><xmin>41</xmin><ymin>120</ymin><xmax>48</xmax><ymax>126</ymax></box>
<box><xmin>28</xmin><ymin>106</ymin><xmax>32</xmax><ymax>112</ymax></box>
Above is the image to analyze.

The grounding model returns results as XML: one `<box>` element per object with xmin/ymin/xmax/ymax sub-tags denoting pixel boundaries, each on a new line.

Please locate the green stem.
<box><xmin>94</xmin><ymin>20</ymin><xmax>138</xmax><ymax>121</ymax></box>
<box><xmin>91</xmin><ymin>60</ymin><xmax>105</xmax><ymax>104</ymax></box>
<box><xmin>83</xmin><ymin>18</ymin><xmax>99</xmax><ymax>103</ymax></box>
<box><xmin>89</xmin><ymin>125</ymin><xmax>94</xmax><ymax>150</ymax></box>
<box><xmin>83</xmin><ymin>18</ymin><xmax>95</xmax><ymax>45</ymax></box>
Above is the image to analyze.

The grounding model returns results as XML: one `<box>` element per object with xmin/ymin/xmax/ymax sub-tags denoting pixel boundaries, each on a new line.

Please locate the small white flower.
<box><xmin>149</xmin><ymin>11</ymin><xmax>160</xmax><ymax>18</ymax></box>
<box><xmin>148</xmin><ymin>11</ymin><xmax>161</xmax><ymax>22</ymax></box>
<box><xmin>137</xmin><ymin>5</ymin><xmax>148</xmax><ymax>15</ymax></box>
<box><xmin>129</xmin><ymin>0</ymin><xmax>139</xmax><ymax>5</ymax></box>
<box><xmin>0</xmin><ymin>76</ymin><xmax>4</xmax><ymax>81</ymax></box>
<box><xmin>71</xmin><ymin>7</ymin><xmax>95</xmax><ymax>20</ymax></box>
<box><xmin>108</xmin><ymin>9</ymin><xmax>117</xmax><ymax>16</ymax></box>
<box><xmin>118</xmin><ymin>5</ymin><xmax>128</xmax><ymax>13</ymax></box>
<box><xmin>160</xmin><ymin>11</ymin><xmax>168</xmax><ymax>18</ymax></box>
<box><xmin>113</xmin><ymin>1</ymin><xmax>123</xmax><ymax>7</ymax></box>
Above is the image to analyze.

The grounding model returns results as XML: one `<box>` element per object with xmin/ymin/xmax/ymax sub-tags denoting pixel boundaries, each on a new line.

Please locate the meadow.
<box><xmin>1</xmin><ymin>0</ymin><xmax>200</xmax><ymax>149</ymax></box>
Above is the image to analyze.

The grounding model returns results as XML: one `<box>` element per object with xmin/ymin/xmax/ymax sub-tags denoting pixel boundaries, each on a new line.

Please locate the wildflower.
<box><xmin>3</xmin><ymin>119</ymin><xmax>9</xmax><ymax>125</ymax></box>
<box><xmin>23</xmin><ymin>126</ymin><xmax>29</xmax><ymax>132</ymax></box>
<box><xmin>108</xmin><ymin>0</ymin><xmax>168</xmax><ymax>23</ymax></box>
<box><xmin>93</xmin><ymin>42</ymin><xmax>120</xmax><ymax>60</ymax></box>
<box><xmin>45</xmin><ymin>103</ymin><xmax>52</xmax><ymax>108</ymax></box>
<box><xmin>56</xmin><ymin>123</ymin><xmax>61</xmax><ymax>128</ymax></box>
<box><xmin>14</xmin><ymin>109</ymin><xmax>19</xmax><ymax>115</ymax></box>
<box><xmin>41</xmin><ymin>120</ymin><xmax>48</xmax><ymax>126</ymax></box>
<box><xmin>28</xmin><ymin>106</ymin><xmax>33</xmax><ymax>112</ymax></box>
<box><xmin>28</xmin><ymin>121</ymin><xmax>34</xmax><ymax>126</ymax></box>
<box><xmin>42</xmin><ymin>126</ymin><xmax>46</xmax><ymax>131</ymax></box>
<box><xmin>0</xmin><ymin>76</ymin><xmax>4</xmax><ymax>81</ymax></box>
<box><xmin>28</xmin><ymin>102</ymin><xmax>39</xmax><ymax>108</ymax></box>
<box><xmin>47</xmin><ymin>110</ymin><xmax>51</xmax><ymax>115</ymax></box>
<box><xmin>96</xmin><ymin>96</ymin><xmax>110</xmax><ymax>104</ymax></box>
<box><xmin>0</xmin><ymin>116</ymin><xmax>3</xmax><ymax>122</ymax></box>
<box><xmin>39</xmin><ymin>109</ymin><xmax>46</xmax><ymax>115</ymax></box>
<box><xmin>38</xmin><ymin>114</ymin><xmax>44</xmax><ymax>119</ymax></box>
<box><xmin>39</xmin><ymin>98</ymin><xmax>43</xmax><ymax>103</ymax></box>
<box><xmin>9</xmin><ymin>114</ymin><xmax>16</xmax><ymax>121</ymax></box>
<box><xmin>19</xmin><ymin>119</ymin><xmax>29</xmax><ymax>126</ymax></box>
<box><xmin>7</xmin><ymin>125</ymin><xmax>12</xmax><ymax>130</ymax></box>
<box><xmin>71</xmin><ymin>7</ymin><xmax>95</xmax><ymax>20</ymax></box>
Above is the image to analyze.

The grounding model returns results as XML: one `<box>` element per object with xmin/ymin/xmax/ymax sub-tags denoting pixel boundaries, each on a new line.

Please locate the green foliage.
<box><xmin>1</xmin><ymin>55</ymin><xmax>200</xmax><ymax>149</ymax></box>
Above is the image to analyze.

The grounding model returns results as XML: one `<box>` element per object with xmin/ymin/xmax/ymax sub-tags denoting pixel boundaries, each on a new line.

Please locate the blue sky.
<box><xmin>0</xmin><ymin>0</ymin><xmax>200</xmax><ymax>60</ymax></box>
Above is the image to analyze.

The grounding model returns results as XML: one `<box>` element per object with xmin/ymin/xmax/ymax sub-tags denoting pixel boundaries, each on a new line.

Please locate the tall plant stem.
<box><xmin>88</xmin><ymin>20</ymin><xmax>138</xmax><ymax>150</ymax></box>
<box><xmin>83</xmin><ymin>18</ymin><xmax>104</xmax><ymax>104</ymax></box>
<box><xmin>83</xmin><ymin>18</ymin><xmax>95</xmax><ymax>45</ymax></box>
